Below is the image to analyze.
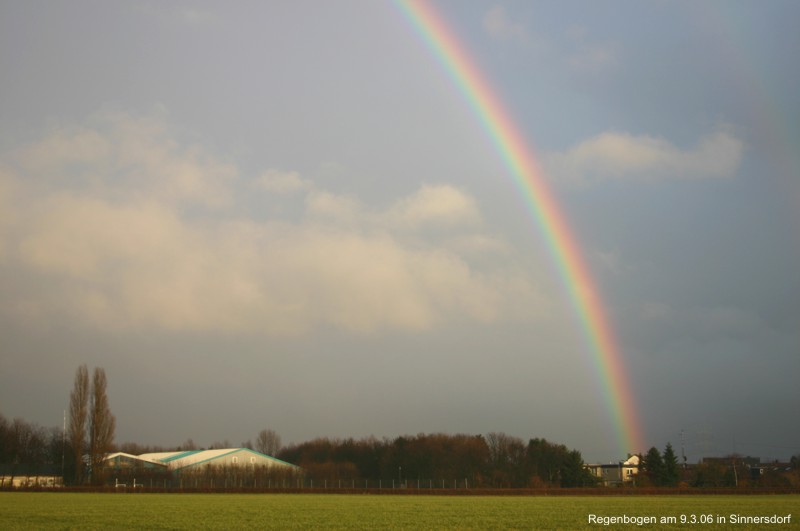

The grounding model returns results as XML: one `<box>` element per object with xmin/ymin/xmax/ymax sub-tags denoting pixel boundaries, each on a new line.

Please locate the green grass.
<box><xmin>0</xmin><ymin>493</ymin><xmax>798</xmax><ymax>530</ymax></box>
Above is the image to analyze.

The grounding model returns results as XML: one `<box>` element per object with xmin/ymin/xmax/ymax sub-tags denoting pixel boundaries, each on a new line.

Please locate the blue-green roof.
<box><xmin>160</xmin><ymin>450</ymin><xmax>202</xmax><ymax>463</ymax></box>
<box><xmin>174</xmin><ymin>448</ymin><xmax>300</xmax><ymax>470</ymax></box>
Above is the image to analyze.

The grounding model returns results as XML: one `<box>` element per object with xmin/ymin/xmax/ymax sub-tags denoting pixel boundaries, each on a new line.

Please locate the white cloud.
<box><xmin>255</xmin><ymin>169</ymin><xmax>313</xmax><ymax>195</ymax></box>
<box><xmin>11</xmin><ymin>111</ymin><xmax>236</xmax><ymax>208</ymax></box>
<box><xmin>385</xmin><ymin>184</ymin><xmax>481</xmax><ymax>230</ymax></box>
<box><xmin>0</xmin><ymin>112</ymin><xmax>542</xmax><ymax>336</ymax></box>
<box><xmin>305</xmin><ymin>190</ymin><xmax>362</xmax><ymax>227</ymax></box>
<box><xmin>303</xmin><ymin>183</ymin><xmax>482</xmax><ymax>233</ymax></box>
<box><xmin>544</xmin><ymin>127</ymin><xmax>744</xmax><ymax>185</ymax></box>
<box><xmin>483</xmin><ymin>5</ymin><xmax>528</xmax><ymax>44</ymax></box>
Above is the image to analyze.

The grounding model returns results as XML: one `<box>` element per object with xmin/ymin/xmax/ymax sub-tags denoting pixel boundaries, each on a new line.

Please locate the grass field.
<box><xmin>0</xmin><ymin>492</ymin><xmax>798</xmax><ymax>529</ymax></box>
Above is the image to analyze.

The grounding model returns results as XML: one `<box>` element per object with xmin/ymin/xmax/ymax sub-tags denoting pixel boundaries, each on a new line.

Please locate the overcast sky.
<box><xmin>1</xmin><ymin>1</ymin><xmax>798</xmax><ymax>463</ymax></box>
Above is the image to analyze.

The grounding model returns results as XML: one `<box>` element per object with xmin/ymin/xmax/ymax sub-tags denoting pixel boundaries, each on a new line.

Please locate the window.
<box><xmin>232</xmin><ymin>456</ymin><xmax>238</xmax><ymax>464</ymax></box>
<box><xmin>250</xmin><ymin>457</ymin><xmax>256</xmax><ymax>464</ymax></box>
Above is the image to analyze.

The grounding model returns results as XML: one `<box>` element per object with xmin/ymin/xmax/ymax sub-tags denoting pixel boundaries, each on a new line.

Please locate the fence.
<box><xmin>109</xmin><ymin>477</ymin><xmax>476</xmax><ymax>491</ymax></box>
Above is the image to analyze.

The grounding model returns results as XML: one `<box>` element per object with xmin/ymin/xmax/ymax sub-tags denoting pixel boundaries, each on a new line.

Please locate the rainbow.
<box><xmin>396</xmin><ymin>0</ymin><xmax>644</xmax><ymax>456</ymax></box>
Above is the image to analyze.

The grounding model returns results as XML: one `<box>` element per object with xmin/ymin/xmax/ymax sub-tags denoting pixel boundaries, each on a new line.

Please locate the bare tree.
<box><xmin>179</xmin><ymin>438</ymin><xmax>198</xmax><ymax>451</ymax></box>
<box><xmin>256</xmin><ymin>429</ymin><xmax>282</xmax><ymax>456</ymax></box>
<box><xmin>68</xmin><ymin>364</ymin><xmax>89</xmax><ymax>485</ymax></box>
<box><xmin>89</xmin><ymin>367</ymin><xmax>115</xmax><ymax>485</ymax></box>
<box><xmin>485</xmin><ymin>432</ymin><xmax>525</xmax><ymax>487</ymax></box>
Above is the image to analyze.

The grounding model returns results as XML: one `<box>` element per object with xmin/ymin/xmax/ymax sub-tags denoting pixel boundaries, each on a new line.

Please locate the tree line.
<box><xmin>0</xmin><ymin>414</ymin><xmax>66</xmax><ymax>482</ymax></box>
<box><xmin>0</xmin><ymin>364</ymin><xmax>116</xmax><ymax>486</ymax></box>
<box><xmin>274</xmin><ymin>432</ymin><xmax>597</xmax><ymax>488</ymax></box>
<box><xmin>3</xmin><ymin>364</ymin><xmax>799</xmax><ymax>489</ymax></box>
<box><xmin>638</xmin><ymin>443</ymin><xmax>800</xmax><ymax>488</ymax></box>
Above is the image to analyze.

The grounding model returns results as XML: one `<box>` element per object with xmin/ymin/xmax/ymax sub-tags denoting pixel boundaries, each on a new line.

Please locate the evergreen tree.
<box><xmin>662</xmin><ymin>442</ymin><xmax>680</xmax><ymax>486</ymax></box>
<box><xmin>642</xmin><ymin>446</ymin><xmax>664</xmax><ymax>486</ymax></box>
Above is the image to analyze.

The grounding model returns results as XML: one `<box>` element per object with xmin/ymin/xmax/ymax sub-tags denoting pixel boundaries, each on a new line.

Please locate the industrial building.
<box><xmin>103</xmin><ymin>448</ymin><xmax>300</xmax><ymax>488</ymax></box>
<box><xmin>136</xmin><ymin>448</ymin><xmax>298</xmax><ymax>472</ymax></box>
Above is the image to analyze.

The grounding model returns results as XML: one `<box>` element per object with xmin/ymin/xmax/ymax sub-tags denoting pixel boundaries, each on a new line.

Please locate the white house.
<box><xmin>585</xmin><ymin>455</ymin><xmax>639</xmax><ymax>486</ymax></box>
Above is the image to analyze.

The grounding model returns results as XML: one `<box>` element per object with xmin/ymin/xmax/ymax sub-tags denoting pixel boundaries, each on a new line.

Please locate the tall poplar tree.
<box><xmin>68</xmin><ymin>364</ymin><xmax>89</xmax><ymax>485</ymax></box>
<box><xmin>89</xmin><ymin>367</ymin><xmax>115</xmax><ymax>485</ymax></box>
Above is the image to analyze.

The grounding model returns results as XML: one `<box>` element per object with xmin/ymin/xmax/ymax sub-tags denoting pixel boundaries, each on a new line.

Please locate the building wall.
<box><xmin>0</xmin><ymin>475</ymin><xmax>63</xmax><ymax>488</ymax></box>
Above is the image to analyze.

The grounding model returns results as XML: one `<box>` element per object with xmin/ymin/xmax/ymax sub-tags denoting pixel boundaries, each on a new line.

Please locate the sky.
<box><xmin>1</xmin><ymin>0</ymin><xmax>798</xmax><ymax>463</ymax></box>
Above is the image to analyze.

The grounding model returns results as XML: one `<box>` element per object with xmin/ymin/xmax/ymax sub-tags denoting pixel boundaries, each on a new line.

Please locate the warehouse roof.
<box><xmin>132</xmin><ymin>448</ymin><xmax>298</xmax><ymax>471</ymax></box>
